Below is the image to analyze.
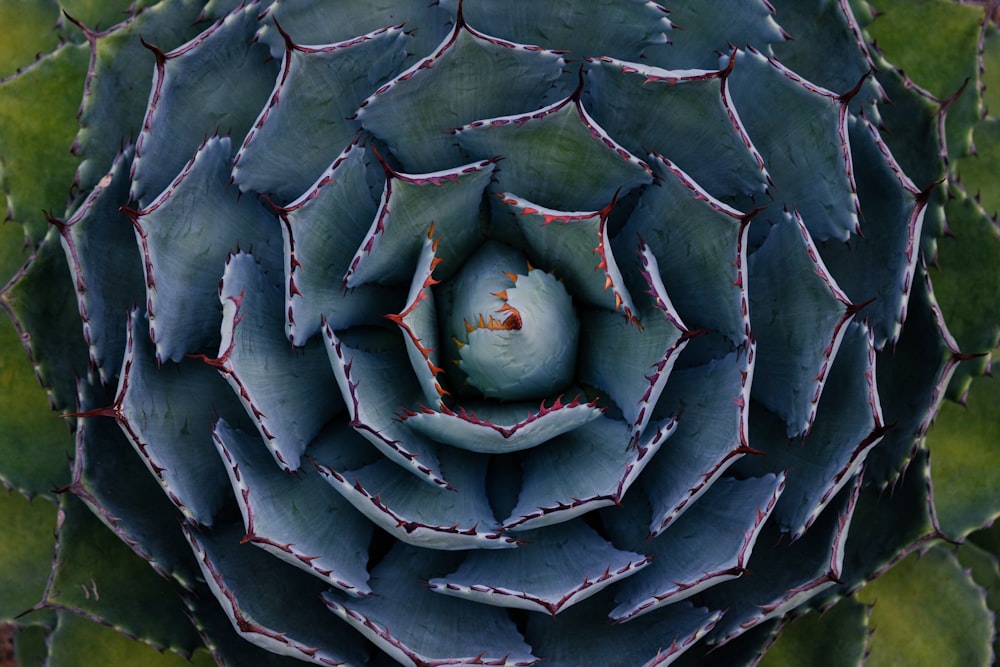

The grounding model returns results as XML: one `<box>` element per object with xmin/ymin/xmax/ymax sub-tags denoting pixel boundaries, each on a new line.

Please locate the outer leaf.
<box><xmin>0</xmin><ymin>491</ymin><xmax>56</xmax><ymax>623</ymax></box>
<box><xmin>756</xmin><ymin>597</ymin><xmax>870</xmax><ymax>667</ymax></box>
<box><xmin>857</xmin><ymin>545</ymin><xmax>994</xmax><ymax>667</ymax></box>
<box><xmin>322</xmin><ymin>544</ymin><xmax>538</xmax><ymax>667</ymax></box>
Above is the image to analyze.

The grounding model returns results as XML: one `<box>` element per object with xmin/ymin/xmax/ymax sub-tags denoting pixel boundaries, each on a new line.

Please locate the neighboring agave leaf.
<box><xmin>184</xmin><ymin>522</ymin><xmax>369</xmax><ymax>665</ymax></box>
<box><xmin>45</xmin><ymin>612</ymin><xmax>217</xmax><ymax>667</ymax></box>
<box><xmin>620</xmin><ymin>154</ymin><xmax>752</xmax><ymax>345</ymax></box>
<box><xmin>653</xmin><ymin>0</ymin><xmax>784</xmax><ymax>69</ymax></box>
<box><xmin>643</xmin><ymin>347</ymin><xmax>753</xmax><ymax>536</ymax></box>
<box><xmin>584</xmin><ymin>56</ymin><xmax>769</xmax><ymax>205</ymax></box>
<box><xmin>51</xmin><ymin>147</ymin><xmax>143</xmax><ymax>383</ymax></box>
<box><xmin>211</xmin><ymin>419</ymin><xmax>373</xmax><ymax>596</ymax></box>
<box><xmin>322</xmin><ymin>544</ymin><xmax>538</xmax><ymax>667</ymax></box>
<box><xmin>98</xmin><ymin>309</ymin><xmax>240</xmax><ymax>526</ymax></box>
<box><xmin>755</xmin><ymin>597</ymin><xmax>871</xmax><ymax>667</ymax></box>
<box><xmin>739</xmin><ymin>323</ymin><xmax>886</xmax><ymax>538</ymax></box>
<box><xmin>460</xmin><ymin>0</ymin><xmax>672</xmax><ymax>61</ymax></box>
<box><xmin>1</xmin><ymin>231</ymin><xmax>90</xmax><ymax>413</ymax></box>
<box><xmin>0</xmin><ymin>0</ymin><xmax>61</xmax><ymax>79</ymax></box>
<box><xmin>356</xmin><ymin>15</ymin><xmax>566</xmax><ymax>173</ymax></box>
<box><xmin>702</xmin><ymin>477</ymin><xmax>860</xmax><ymax>645</ymax></box>
<box><xmin>0</xmin><ymin>43</ymin><xmax>88</xmax><ymax>240</ymax></box>
<box><xmin>315</xmin><ymin>445</ymin><xmax>518</xmax><ymax>550</ymax></box>
<box><xmin>344</xmin><ymin>156</ymin><xmax>495</xmax><ymax>288</ymax></box>
<box><xmin>819</xmin><ymin>117</ymin><xmax>928</xmax><ymax>349</ymax></box>
<box><xmin>0</xmin><ymin>490</ymin><xmax>56</xmax><ymax>623</ymax></box>
<box><xmin>727</xmin><ymin>48</ymin><xmax>860</xmax><ymax>242</ymax></box>
<box><xmin>925</xmin><ymin>366</ymin><xmax>1000</xmax><ymax>541</ymax></box>
<box><xmin>856</xmin><ymin>545</ymin><xmax>994</xmax><ymax>667</ymax></box>
<box><xmin>427</xmin><ymin>519</ymin><xmax>651</xmax><ymax>616</ymax></box>
<box><xmin>607</xmin><ymin>473</ymin><xmax>785</xmax><ymax>622</ymax></box>
<box><xmin>39</xmin><ymin>494</ymin><xmax>203</xmax><ymax>657</ymax></box>
<box><xmin>129</xmin><ymin>3</ymin><xmax>276</xmax><ymax>204</ymax></box>
<box><xmin>67</xmin><ymin>387</ymin><xmax>202</xmax><ymax>590</ymax></box>
<box><xmin>502</xmin><ymin>416</ymin><xmax>676</xmax><ymax>532</ymax></box>
<box><xmin>323</xmin><ymin>325</ymin><xmax>447</xmax><ymax>485</ymax></box>
<box><xmin>525</xmin><ymin>591</ymin><xmax>721</xmax><ymax>667</ymax></box>
<box><xmin>123</xmin><ymin>136</ymin><xmax>282</xmax><ymax>363</ymax></box>
<box><xmin>748</xmin><ymin>211</ymin><xmax>855</xmax><ymax>437</ymax></box>
<box><xmin>205</xmin><ymin>251</ymin><xmax>343</xmax><ymax>471</ymax></box>
<box><xmin>255</xmin><ymin>0</ymin><xmax>454</xmax><ymax>64</ymax></box>
<box><xmin>454</xmin><ymin>89</ymin><xmax>653</xmax><ymax>212</ymax></box>
<box><xmin>232</xmin><ymin>24</ymin><xmax>409</xmax><ymax>202</ymax></box>
<box><xmin>71</xmin><ymin>0</ymin><xmax>218</xmax><ymax>192</ymax></box>
<box><xmin>271</xmin><ymin>137</ymin><xmax>399</xmax><ymax>344</ymax></box>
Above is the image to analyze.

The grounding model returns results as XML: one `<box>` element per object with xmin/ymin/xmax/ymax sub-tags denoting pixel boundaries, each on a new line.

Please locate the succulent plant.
<box><xmin>2</xmin><ymin>0</ymin><xmax>1000</xmax><ymax>665</ymax></box>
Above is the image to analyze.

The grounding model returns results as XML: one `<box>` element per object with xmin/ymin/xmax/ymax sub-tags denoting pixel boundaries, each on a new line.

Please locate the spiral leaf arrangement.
<box><xmin>1</xmin><ymin>1</ymin><xmax>999</xmax><ymax>665</ymax></box>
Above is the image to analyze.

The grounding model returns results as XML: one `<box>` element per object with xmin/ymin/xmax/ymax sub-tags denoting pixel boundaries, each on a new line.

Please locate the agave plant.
<box><xmin>2</xmin><ymin>0</ymin><xmax>1000</xmax><ymax>665</ymax></box>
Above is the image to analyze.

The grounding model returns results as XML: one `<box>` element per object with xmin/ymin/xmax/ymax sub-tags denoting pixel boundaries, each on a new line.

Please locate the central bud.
<box><xmin>442</xmin><ymin>241</ymin><xmax>579</xmax><ymax>400</ymax></box>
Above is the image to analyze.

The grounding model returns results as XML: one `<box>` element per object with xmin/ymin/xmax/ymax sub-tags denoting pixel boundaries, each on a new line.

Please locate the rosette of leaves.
<box><xmin>2</xmin><ymin>0</ymin><xmax>1000</xmax><ymax>665</ymax></box>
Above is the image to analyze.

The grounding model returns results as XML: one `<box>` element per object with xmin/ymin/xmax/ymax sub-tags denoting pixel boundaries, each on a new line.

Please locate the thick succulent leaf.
<box><xmin>525</xmin><ymin>592</ymin><xmax>721</xmax><ymax>667</ymax></box>
<box><xmin>68</xmin><ymin>392</ymin><xmax>201</xmax><ymax>590</ymax></box>
<box><xmin>345</xmin><ymin>157</ymin><xmax>495</xmax><ymax>288</ymax></box>
<box><xmin>388</xmin><ymin>231</ymin><xmax>447</xmax><ymax>406</ymax></box>
<box><xmin>323</xmin><ymin>325</ymin><xmax>446</xmax><ymax>485</ymax></box>
<box><xmin>322</xmin><ymin>544</ymin><xmax>538</xmax><ymax>667</ymax></box>
<box><xmin>620</xmin><ymin>155</ymin><xmax>751</xmax><ymax>345</ymax></box>
<box><xmin>315</xmin><ymin>446</ymin><xmax>517</xmax><ymax>550</ymax></box>
<box><xmin>756</xmin><ymin>597</ymin><xmax>870</xmax><ymax>667</ymax></box>
<box><xmin>104</xmin><ymin>309</ymin><xmax>239</xmax><ymax>526</ymax></box>
<box><xmin>650</xmin><ymin>0</ymin><xmax>784</xmax><ymax>69</ymax></box>
<box><xmin>455</xmin><ymin>93</ymin><xmax>653</xmax><ymax>212</ymax></box>
<box><xmin>129</xmin><ymin>4</ymin><xmax>276</xmax><ymax>204</ymax></box>
<box><xmin>702</xmin><ymin>477</ymin><xmax>861</xmax><ymax>645</ymax></box>
<box><xmin>72</xmin><ymin>0</ymin><xmax>216</xmax><ymax>192</ymax></box>
<box><xmin>53</xmin><ymin>147</ymin><xmax>143</xmax><ymax>383</ymax></box>
<box><xmin>769</xmin><ymin>0</ymin><xmax>883</xmax><ymax>112</ymax></box>
<box><xmin>11</xmin><ymin>623</ymin><xmax>49</xmax><ymax>666</ymax></box>
<box><xmin>461</xmin><ymin>0</ymin><xmax>672</xmax><ymax>61</ymax></box>
<box><xmin>1</xmin><ymin>230</ymin><xmax>90</xmax><ymax>413</ymax></box>
<box><xmin>45</xmin><ymin>612</ymin><xmax>215</xmax><ymax>667</ymax></box>
<box><xmin>232</xmin><ymin>25</ymin><xmax>409</xmax><ymax>201</ymax></box>
<box><xmin>124</xmin><ymin>136</ymin><xmax>282</xmax><ymax>362</ymax></box>
<box><xmin>501</xmin><ymin>193</ymin><xmax>638</xmax><ymax>318</ymax></box>
<box><xmin>841</xmin><ymin>448</ymin><xmax>936</xmax><ymax>591</ymax></box>
<box><xmin>255</xmin><ymin>0</ymin><xmax>453</xmax><ymax>64</ymax></box>
<box><xmin>0</xmin><ymin>491</ymin><xmax>56</xmax><ymax>622</ymax></box>
<box><xmin>866</xmin><ymin>0</ymin><xmax>982</xmax><ymax>161</ymax></box>
<box><xmin>728</xmin><ymin>48</ymin><xmax>859</xmax><ymax>242</ymax></box>
<box><xmin>961</xmin><ymin>533</ymin><xmax>1000</xmax><ymax>662</ymax></box>
<box><xmin>273</xmin><ymin>138</ymin><xmax>398</xmax><ymax>344</ymax></box>
<box><xmin>428</xmin><ymin>520</ymin><xmax>651</xmax><ymax>616</ymax></box>
<box><xmin>748</xmin><ymin>212</ymin><xmax>854</xmax><ymax>436</ymax></box>
<box><xmin>930</xmin><ymin>193</ymin><xmax>1000</xmax><ymax>393</ymax></box>
<box><xmin>0</xmin><ymin>0</ymin><xmax>60</xmax><ymax>79</ymax></box>
<box><xmin>958</xmin><ymin>117</ymin><xmax>1000</xmax><ymax>217</ymax></box>
<box><xmin>820</xmin><ymin>117</ymin><xmax>927</xmax><ymax>349</ymax></box>
<box><xmin>577</xmin><ymin>249</ymin><xmax>689</xmax><ymax>438</ymax></box>
<box><xmin>926</xmin><ymin>368</ymin><xmax>1000</xmax><ymax>541</ymax></box>
<box><xmin>402</xmin><ymin>396</ymin><xmax>603</xmax><ymax>455</ymax></box>
<box><xmin>872</xmin><ymin>67</ymin><xmax>945</xmax><ymax>192</ymax></box>
<box><xmin>357</xmin><ymin>19</ymin><xmax>566</xmax><ymax>173</ymax></box>
<box><xmin>740</xmin><ymin>323</ymin><xmax>885</xmax><ymax>538</ymax></box>
<box><xmin>0</xmin><ymin>43</ymin><xmax>88</xmax><ymax>240</ymax></box>
<box><xmin>212</xmin><ymin>419</ymin><xmax>373</xmax><ymax>596</ymax></box>
<box><xmin>608</xmin><ymin>474</ymin><xmax>785</xmax><ymax>622</ymax></box>
<box><xmin>856</xmin><ymin>545</ymin><xmax>994</xmax><ymax>667</ymax></box>
<box><xmin>208</xmin><ymin>252</ymin><xmax>343</xmax><ymax>471</ymax></box>
<box><xmin>41</xmin><ymin>494</ymin><xmax>202</xmax><ymax>656</ymax></box>
<box><xmin>643</xmin><ymin>348</ymin><xmax>753</xmax><ymax>536</ymax></box>
<box><xmin>0</xmin><ymin>304</ymin><xmax>74</xmax><ymax>496</ymax></box>
<box><xmin>503</xmin><ymin>416</ymin><xmax>676</xmax><ymax>531</ymax></box>
<box><xmin>584</xmin><ymin>57</ymin><xmax>768</xmax><ymax>204</ymax></box>
<box><xmin>184</xmin><ymin>522</ymin><xmax>369</xmax><ymax>665</ymax></box>
<box><xmin>864</xmin><ymin>266</ymin><xmax>954</xmax><ymax>486</ymax></box>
